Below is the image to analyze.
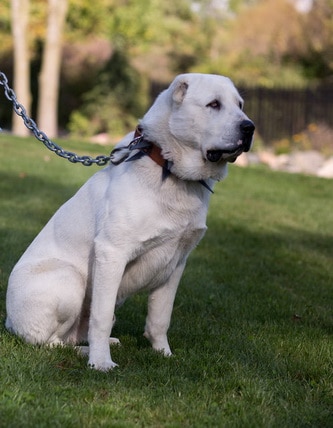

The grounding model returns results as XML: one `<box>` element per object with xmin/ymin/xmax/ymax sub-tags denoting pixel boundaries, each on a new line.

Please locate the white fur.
<box><xmin>6</xmin><ymin>73</ymin><xmax>253</xmax><ymax>371</ymax></box>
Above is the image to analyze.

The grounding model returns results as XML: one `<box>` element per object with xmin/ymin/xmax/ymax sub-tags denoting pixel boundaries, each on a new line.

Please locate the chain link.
<box><xmin>0</xmin><ymin>71</ymin><xmax>111</xmax><ymax>166</ymax></box>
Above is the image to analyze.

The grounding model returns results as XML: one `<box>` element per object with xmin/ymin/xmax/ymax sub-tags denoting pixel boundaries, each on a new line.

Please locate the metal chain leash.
<box><xmin>0</xmin><ymin>71</ymin><xmax>111</xmax><ymax>166</ymax></box>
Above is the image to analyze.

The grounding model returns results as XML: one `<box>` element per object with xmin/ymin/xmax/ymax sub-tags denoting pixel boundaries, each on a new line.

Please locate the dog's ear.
<box><xmin>172</xmin><ymin>80</ymin><xmax>189</xmax><ymax>104</ymax></box>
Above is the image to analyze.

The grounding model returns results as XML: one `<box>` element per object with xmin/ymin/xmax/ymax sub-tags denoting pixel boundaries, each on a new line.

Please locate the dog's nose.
<box><xmin>240</xmin><ymin>120</ymin><xmax>255</xmax><ymax>136</ymax></box>
<box><xmin>240</xmin><ymin>120</ymin><xmax>255</xmax><ymax>152</ymax></box>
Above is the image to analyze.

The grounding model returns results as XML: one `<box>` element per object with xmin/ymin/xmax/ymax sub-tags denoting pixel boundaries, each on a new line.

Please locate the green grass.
<box><xmin>0</xmin><ymin>134</ymin><xmax>332</xmax><ymax>427</ymax></box>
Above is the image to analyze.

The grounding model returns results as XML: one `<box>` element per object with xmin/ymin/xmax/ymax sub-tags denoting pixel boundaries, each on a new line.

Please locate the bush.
<box><xmin>68</xmin><ymin>49</ymin><xmax>149</xmax><ymax>139</ymax></box>
<box><xmin>272</xmin><ymin>123</ymin><xmax>333</xmax><ymax>156</ymax></box>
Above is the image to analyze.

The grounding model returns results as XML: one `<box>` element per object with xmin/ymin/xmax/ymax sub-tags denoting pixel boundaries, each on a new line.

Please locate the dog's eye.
<box><xmin>239</xmin><ymin>101</ymin><xmax>243</xmax><ymax>110</ymax></box>
<box><xmin>206</xmin><ymin>100</ymin><xmax>221</xmax><ymax>110</ymax></box>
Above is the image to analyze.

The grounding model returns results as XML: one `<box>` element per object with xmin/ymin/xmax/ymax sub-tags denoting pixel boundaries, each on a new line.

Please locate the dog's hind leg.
<box><xmin>6</xmin><ymin>262</ymin><xmax>86</xmax><ymax>346</ymax></box>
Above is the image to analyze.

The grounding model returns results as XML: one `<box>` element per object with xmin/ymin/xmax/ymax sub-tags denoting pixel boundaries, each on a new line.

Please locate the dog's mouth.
<box><xmin>206</xmin><ymin>139</ymin><xmax>249</xmax><ymax>163</ymax></box>
<box><xmin>206</xmin><ymin>120</ymin><xmax>255</xmax><ymax>163</ymax></box>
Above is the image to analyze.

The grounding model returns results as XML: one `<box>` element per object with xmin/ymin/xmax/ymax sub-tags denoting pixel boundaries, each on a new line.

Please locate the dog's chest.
<box><xmin>103</xmin><ymin>171</ymin><xmax>210</xmax><ymax>300</ymax></box>
<box><xmin>117</xmin><ymin>223</ymin><xmax>206</xmax><ymax>299</ymax></box>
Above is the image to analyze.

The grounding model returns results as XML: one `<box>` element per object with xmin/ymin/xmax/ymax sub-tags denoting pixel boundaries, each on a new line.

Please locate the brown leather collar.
<box><xmin>132</xmin><ymin>126</ymin><xmax>214</xmax><ymax>193</ymax></box>
<box><xmin>134</xmin><ymin>126</ymin><xmax>166</xmax><ymax>168</ymax></box>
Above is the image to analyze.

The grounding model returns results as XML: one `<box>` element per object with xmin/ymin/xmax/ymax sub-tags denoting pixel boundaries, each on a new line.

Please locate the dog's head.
<box><xmin>140</xmin><ymin>73</ymin><xmax>255</xmax><ymax>181</ymax></box>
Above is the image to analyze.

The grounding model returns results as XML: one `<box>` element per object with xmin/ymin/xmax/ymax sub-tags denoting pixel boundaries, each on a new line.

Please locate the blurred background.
<box><xmin>0</xmin><ymin>0</ymin><xmax>332</xmax><ymax>155</ymax></box>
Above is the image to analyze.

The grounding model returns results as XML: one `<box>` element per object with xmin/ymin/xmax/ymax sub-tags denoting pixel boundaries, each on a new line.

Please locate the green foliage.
<box><xmin>192</xmin><ymin>54</ymin><xmax>309</xmax><ymax>88</ymax></box>
<box><xmin>64</xmin><ymin>0</ymin><xmax>204</xmax><ymax>135</ymax></box>
<box><xmin>191</xmin><ymin>0</ymin><xmax>333</xmax><ymax>87</ymax></box>
<box><xmin>68</xmin><ymin>49</ymin><xmax>149</xmax><ymax>138</ymax></box>
<box><xmin>66</xmin><ymin>0</ymin><xmax>111</xmax><ymax>39</ymax></box>
<box><xmin>1</xmin><ymin>134</ymin><xmax>333</xmax><ymax>426</ymax></box>
<box><xmin>107</xmin><ymin>0</ymin><xmax>163</xmax><ymax>49</ymax></box>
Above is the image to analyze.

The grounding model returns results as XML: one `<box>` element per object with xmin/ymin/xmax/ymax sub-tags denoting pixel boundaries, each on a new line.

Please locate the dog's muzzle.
<box><xmin>206</xmin><ymin>119</ymin><xmax>255</xmax><ymax>163</ymax></box>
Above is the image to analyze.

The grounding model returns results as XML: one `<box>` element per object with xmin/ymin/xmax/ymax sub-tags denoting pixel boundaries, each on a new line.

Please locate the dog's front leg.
<box><xmin>88</xmin><ymin>245</ymin><xmax>126</xmax><ymax>371</ymax></box>
<box><xmin>144</xmin><ymin>262</ymin><xmax>186</xmax><ymax>356</ymax></box>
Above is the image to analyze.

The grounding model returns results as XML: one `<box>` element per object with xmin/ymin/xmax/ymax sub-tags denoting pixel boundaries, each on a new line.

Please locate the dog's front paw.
<box><xmin>88</xmin><ymin>359</ymin><xmax>118</xmax><ymax>371</ymax></box>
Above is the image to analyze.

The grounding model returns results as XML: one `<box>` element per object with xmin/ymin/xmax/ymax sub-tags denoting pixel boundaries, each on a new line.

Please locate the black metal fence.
<box><xmin>151</xmin><ymin>82</ymin><xmax>333</xmax><ymax>144</ymax></box>
<box><xmin>239</xmin><ymin>86</ymin><xmax>333</xmax><ymax>143</ymax></box>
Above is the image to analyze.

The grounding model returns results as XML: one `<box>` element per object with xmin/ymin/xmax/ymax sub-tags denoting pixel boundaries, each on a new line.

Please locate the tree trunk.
<box><xmin>37</xmin><ymin>0</ymin><xmax>68</xmax><ymax>138</ymax></box>
<box><xmin>11</xmin><ymin>0</ymin><xmax>30</xmax><ymax>136</ymax></box>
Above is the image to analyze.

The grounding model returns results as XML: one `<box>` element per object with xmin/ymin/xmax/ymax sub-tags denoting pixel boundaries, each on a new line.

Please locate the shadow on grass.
<box><xmin>189</xmin><ymin>222</ymin><xmax>332</xmax><ymax>325</ymax></box>
<box><xmin>112</xmin><ymin>220</ymin><xmax>333</xmax><ymax>356</ymax></box>
<box><xmin>0</xmin><ymin>170</ymin><xmax>81</xmax><ymax>308</ymax></box>
<box><xmin>0</xmin><ymin>170</ymin><xmax>79</xmax><ymax>268</ymax></box>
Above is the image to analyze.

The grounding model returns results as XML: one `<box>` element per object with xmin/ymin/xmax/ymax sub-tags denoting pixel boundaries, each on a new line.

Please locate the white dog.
<box><xmin>6</xmin><ymin>73</ymin><xmax>255</xmax><ymax>371</ymax></box>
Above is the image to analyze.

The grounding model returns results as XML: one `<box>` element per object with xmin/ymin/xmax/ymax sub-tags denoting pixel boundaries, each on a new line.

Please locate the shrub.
<box><xmin>68</xmin><ymin>49</ymin><xmax>149</xmax><ymax>139</ymax></box>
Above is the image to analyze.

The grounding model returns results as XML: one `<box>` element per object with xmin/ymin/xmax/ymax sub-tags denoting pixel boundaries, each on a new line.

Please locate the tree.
<box><xmin>299</xmin><ymin>0</ymin><xmax>333</xmax><ymax>79</ymax></box>
<box><xmin>11</xmin><ymin>0</ymin><xmax>31</xmax><ymax>136</ymax></box>
<box><xmin>192</xmin><ymin>0</ymin><xmax>313</xmax><ymax>87</ymax></box>
<box><xmin>37</xmin><ymin>0</ymin><xmax>68</xmax><ymax>137</ymax></box>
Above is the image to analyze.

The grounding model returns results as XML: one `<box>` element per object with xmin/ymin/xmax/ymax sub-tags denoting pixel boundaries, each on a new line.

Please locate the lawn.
<box><xmin>0</xmin><ymin>134</ymin><xmax>332</xmax><ymax>427</ymax></box>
